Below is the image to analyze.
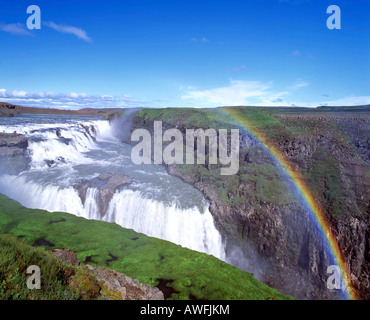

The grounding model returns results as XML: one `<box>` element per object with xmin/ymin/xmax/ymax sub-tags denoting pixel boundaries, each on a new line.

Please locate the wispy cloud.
<box><xmin>190</xmin><ymin>36</ymin><xmax>210</xmax><ymax>43</ymax></box>
<box><xmin>0</xmin><ymin>23</ymin><xmax>32</xmax><ymax>36</ymax></box>
<box><xmin>0</xmin><ymin>88</ymin><xmax>144</xmax><ymax>109</ymax></box>
<box><xmin>291</xmin><ymin>81</ymin><xmax>309</xmax><ymax>89</ymax></box>
<box><xmin>292</xmin><ymin>50</ymin><xmax>301</xmax><ymax>56</ymax></box>
<box><xmin>181</xmin><ymin>80</ymin><xmax>273</xmax><ymax>106</ymax></box>
<box><xmin>44</xmin><ymin>21</ymin><xmax>92</xmax><ymax>42</ymax></box>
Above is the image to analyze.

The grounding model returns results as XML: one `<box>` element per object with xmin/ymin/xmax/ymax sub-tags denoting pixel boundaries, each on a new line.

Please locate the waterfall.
<box><xmin>0</xmin><ymin>175</ymin><xmax>225</xmax><ymax>260</ymax></box>
<box><xmin>104</xmin><ymin>189</ymin><xmax>225</xmax><ymax>259</ymax></box>
<box><xmin>0</xmin><ymin>114</ymin><xmax>226</xmax><ymax>260</ymax></box>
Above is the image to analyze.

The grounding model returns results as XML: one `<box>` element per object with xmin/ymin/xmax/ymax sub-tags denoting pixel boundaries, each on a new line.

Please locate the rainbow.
<box><xmin>221</xmin><ymin>107</ymin><xmax>357</xmax><ymax>300</ymax></box>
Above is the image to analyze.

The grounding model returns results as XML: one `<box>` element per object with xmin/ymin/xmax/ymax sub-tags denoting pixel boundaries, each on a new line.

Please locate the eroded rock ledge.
<box><xmin>74</xmin><ymin>172</ymin><xmax>133</xmax><ymax>216</ymax></box>
<box><xmin>52</xmin><ymin>248</ymin><xmax>164</xmax><ymax>300</ymax></box>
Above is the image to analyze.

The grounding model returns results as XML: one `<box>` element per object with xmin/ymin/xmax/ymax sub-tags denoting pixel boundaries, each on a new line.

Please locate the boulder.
<box><xmin>52</xmin><ymin>248</ymin><xmax>80</xmax><ymax>266</ymax></box>
<box><xmin>0</xmin><ymin>133</ymin><xmax>28</xmax><ymax>157</ymax></box>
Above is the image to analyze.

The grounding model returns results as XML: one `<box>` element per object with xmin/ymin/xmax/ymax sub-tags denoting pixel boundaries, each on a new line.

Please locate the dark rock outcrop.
<box><xmin>0</xmin><ymin>133</ymin><xmax>28</xmax><ymax>157</ymax></box>
<box><xmin>74</xmin><ymin>173</ymin><xmax>133</xmax><ymax>216</ymax></box>
<box><xmin>0</xmin><ymin>133</ymin><xmax>29</xmax><ymax>174</ymax></box>
<box><xmin>98</xmin><ymin>173</ymin><xmax>133</xmax><ymax>215</ymax></box>
<box><xmin>74</xmin><ymin>181</ymin><xmax>92</xmax><ymax>205</ymax></box>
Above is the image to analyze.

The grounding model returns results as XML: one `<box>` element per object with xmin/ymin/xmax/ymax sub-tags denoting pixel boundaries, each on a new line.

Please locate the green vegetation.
<box><xmin>308</xmin><ymin>148</ymin><xmax>346</xmax><ymax>220</ymax></box>
<box><xmin>0</xmin><ymin>233</ymin><xmax>104</xmax><ymax>300</ymax></box>
<box><xmin>0</xmin><ymin>194</ymin><xmax>292</xmax><ymax>300</ymax></box>
<box><xmin>222</xmin><ymin>107</ymin><xmax>304</xmax><ymax>139</ymax></box>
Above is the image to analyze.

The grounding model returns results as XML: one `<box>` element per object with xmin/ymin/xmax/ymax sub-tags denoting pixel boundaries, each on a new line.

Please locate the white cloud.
<box><xmin>0</xmin><ymin>23</ymin><xmax>32</xmax><ymax>36</ymax></box>
<box><xmin>11</xmin><ymin>90</ymin><xmax>28</xmax><ymax>97</ymax></box>
<box><xmin>181</xmin><ymin>79</ymin><xmax>370</xmax><ymax>108</ymax></box>
<box><xmin>292</xmin><ymin>50</ymin><xmax>301</xmax><ymax>56</ymax></box>
<box><xmin>291</xmin><ymin>81</ymin><xmax>309</xmax><ymax>89</ymax></box>
<box><xmin>44</xmin><ymin>21</ymin><xmax>92</xmax><ymax>42</ymax></box>
<box><xmin>0</xmin><ymin>89</ymin><xmax>143</xmax><ymax>109</ymax></box>
<box><xmin>181</xmin><ymin>80</ymin><xmax>273</xmax><ymax>106</ymax></box>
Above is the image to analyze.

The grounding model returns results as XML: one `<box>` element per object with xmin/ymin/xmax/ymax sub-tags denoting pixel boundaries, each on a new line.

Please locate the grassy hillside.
<box><xmin>0</xmin><ymin>194</ymin><xmax>292</xmax><ymax>300</ymax></box>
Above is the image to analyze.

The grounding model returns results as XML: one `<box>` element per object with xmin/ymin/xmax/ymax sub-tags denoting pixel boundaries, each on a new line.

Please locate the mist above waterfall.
<box><xmin>109</xmin><ymin>108</ymin><xmax>140</xmax><ymax>142</ymax></box>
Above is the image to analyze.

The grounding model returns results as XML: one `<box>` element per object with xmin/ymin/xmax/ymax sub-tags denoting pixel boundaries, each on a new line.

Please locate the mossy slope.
<box><xmin>0</xmin><ymin>194</ymin><xmax>292</xmax><ymax>300</ymax></box>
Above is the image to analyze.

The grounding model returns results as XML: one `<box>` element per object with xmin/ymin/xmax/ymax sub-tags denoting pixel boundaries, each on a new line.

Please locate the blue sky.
<box><xmin>0</xmin><ymin>0</ymin><xmax>369</xmax><ymax>109</ymax></box>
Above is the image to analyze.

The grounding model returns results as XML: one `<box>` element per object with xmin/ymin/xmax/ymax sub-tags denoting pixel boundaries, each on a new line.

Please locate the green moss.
<box><xmin>100</xmin><ymin>283</ymin><xmax>123</xmax><ymax>300</ymax></box>
<box><xmin>70</xmin><ymin>269</ymin><xmax>101</xmax><ymax>300</ymax></box>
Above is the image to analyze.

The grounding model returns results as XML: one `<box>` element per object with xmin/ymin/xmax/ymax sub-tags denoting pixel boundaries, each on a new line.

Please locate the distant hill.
<box><xmin>0</xmin><ymin>102</ymin><xmax>23</xmax><ymax>117</ymax></box>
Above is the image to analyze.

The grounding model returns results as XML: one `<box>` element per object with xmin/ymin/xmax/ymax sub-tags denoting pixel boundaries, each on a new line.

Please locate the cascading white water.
<box><xmin>0</xmin><ymin>114</ymin><xmax>226</xmax><ymax>260</ymax></box>
<box><xmin>104</xmin><ymin>189</ymin><xmax>224</xmax><ymax>258</ymax></box>
<box><xmin>0</xmin><ymin>174</ymin><xmax>225</xmax><ymax>259</ymax></box>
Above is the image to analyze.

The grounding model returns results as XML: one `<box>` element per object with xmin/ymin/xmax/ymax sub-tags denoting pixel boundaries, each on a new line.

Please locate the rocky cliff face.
<box><xmin>274</xmin><ymin>114</ymin><xmax>370</xmax><ymax>299</ymax></box>
<box><xmin>130</xmin><ymin>109</ymin><xmax>369</xmax><ymax>300</ymax></box>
